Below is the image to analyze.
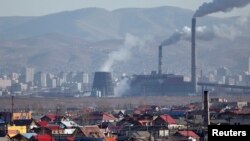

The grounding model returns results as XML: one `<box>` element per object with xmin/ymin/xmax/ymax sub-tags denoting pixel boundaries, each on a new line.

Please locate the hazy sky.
<box><xmin>0</xmin><ymin>0</ymin><xmax>249</xmax><ymax>17</ymax></box>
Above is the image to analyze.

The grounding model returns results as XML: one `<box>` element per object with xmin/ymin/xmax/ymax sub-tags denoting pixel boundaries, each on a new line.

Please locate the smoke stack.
<box><xmin>248</xmin><ymin>57</ymin><xmax>250</xmax><ymax>74</ymax></box>
<box><xmin>158</xmin><ymin>45</ymin><xmax>162</xmax><ymax>75</ymax></box>
<box><xmin>203</xmin><ymin>90</ymin><xmax>210</xmax><ymax>126</ymax></box>
<box><xmin>92</xmin><ymin>72</ymin><xmax>114</xmax><ymax>97</ymax></box>
<box><xmin>191</xmin><ymin>18</ymin><xmax>197</xmax><ymax>93</ymax></box>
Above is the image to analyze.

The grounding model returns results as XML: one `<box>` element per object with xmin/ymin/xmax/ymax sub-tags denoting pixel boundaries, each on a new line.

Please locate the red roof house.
<box><xmin>174</xmin><ymin>130</ymin><xmax>200</xmax><ymax>141</ymax></box>
<box><xmin>32</xmin><ymin>134</ymin><xmax>55</xmax><ymax>141</ymax></box>
<box><xmin>153</xmin><ymin>114</ymin><xmax>176</xmax><ymax>127</ymax></box>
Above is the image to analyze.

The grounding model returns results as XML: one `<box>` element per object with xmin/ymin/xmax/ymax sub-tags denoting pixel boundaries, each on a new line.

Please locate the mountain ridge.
<box><xmin>0</xmin><ymin>6</ymin><xmax>248</xmax><ymax>74</ymax></box>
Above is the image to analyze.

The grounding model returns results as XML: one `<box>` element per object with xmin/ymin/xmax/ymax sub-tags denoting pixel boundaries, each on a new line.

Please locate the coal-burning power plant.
<box><xmin>91</xmin><ymin>1</ymin><xmax>250</xmax><ymax>97</ymax></box>
<box><xmin>92</xmin><ymin>18</ymin><xmax>198</xmax><ymax>96</ymax></box>
<box><xmin>128</xmin><ymin>18</ymin><xmax>198</xmax><ymax>96</ymax></box>
<box><xmin>92</xmin><ymin>72</ymin><xmax>114</xmax><ymax>97</ymax></box>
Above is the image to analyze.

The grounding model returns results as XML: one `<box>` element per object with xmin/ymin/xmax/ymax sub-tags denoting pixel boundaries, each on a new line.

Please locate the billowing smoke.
<box><xmin>160</xmin><ymin>29</ymin><xmax>184</xmax><ymax>46</ymax></box>
<box><xmin>161</xmin><ymin>26</ymin><xmax>215</xmax><ymax>46</ymax></box>
<box><xmin>160</xmin><ymin>23</ymin><xmax>243</xmax><ymax>47</ymax></box>
<box><xmin>194</xmin><ymin>0</ymin><xmax>250</xmax><ymax>17</ymax></box>
<box><xmin>114</xmin><ymin>76</ymin><xmax>130</xmax><ymax>97</ymax></box>
<box><xmin>100</xmin><ymin>33</ymin><xmax>143</xmax><ymax>72</ymax></box>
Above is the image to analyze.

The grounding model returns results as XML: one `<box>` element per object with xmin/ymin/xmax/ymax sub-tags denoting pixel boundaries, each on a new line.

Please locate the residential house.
<box><xmin>60</xmin><ymin>120</ymin><xmax>79</xmax><ymax>128</ymax></box>
<box><xmin>31</xmin><ymin>134</ymin><xmax>55</xmax><ymax>141</ymax></box>
<box><xmin>218</xmin><ymin>108</ymin><xmax>250</xmax><ymax>125</ymax></box>
<box><xmin>73</xmin><ymin>125</ymin><xmax>104</xmax><ymax>140</ymax></box>
<box><xmin>88</xmin><ymin>112</ymin><xmax>117</xmax><ymax>124</ymax></box>
<box><xmin>131</xmin><ymin>131</ymin><xmax>153</xmax><ymax>141</ymax></box>
<box><xmin>40</xmin><ymin>114</ymin><xmax>60</xmax><ymax>123</ymax></box>
<box><xmin>12</xmin><ymin>112</ymin><xmax>32</xmax><ymax>120</ymax></box>
<box><xmin>137</xmin><ymin>113</ymin><xmax>154</xmax><ymax>126</ymax></box>
<box><xmin>7</xmin><ymin>125</ymin><xmax>27</xmax><ymax>138</ymax></box>
<box><xmin>172</xmin><ymin>130</ymin><xmax>200</xmax><ymax>141</ymax></box>
<box><xmin>153</xmin><ymin>115</ymin><xmax>178</xmax><ymax>129</ymax></box>
<box><xmin>9</xmin><ymin>133</ymin><xmax>37</xmax><ymax>141</ymax></box>
<box><xmin>13</xmin><ymin>119</ymin><xmax>33</xmax><ymax>132</ymax></box>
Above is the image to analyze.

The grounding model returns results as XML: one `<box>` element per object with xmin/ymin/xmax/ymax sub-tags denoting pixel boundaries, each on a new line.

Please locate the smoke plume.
<box><xmin>100</xmin><ymin>34</ymin><xmax>143</xmax><ymax>72</ymax></box>
<box><xmin>161</xmin><ymin>26</ymin><xmax>215</xmax><ymax>46</ymax></box>
<box><xmin>194</xmin><ymin>0</ymin><xmax>250</xmax><ymax>17</ymax></box>
<box><xmin>114</xmin><ymin>76</ymin><xmax>130</xmax><ymax>97</ymax></box>
<box><xmin>160</xmin><ymin>23</ymin><xmax>243</xmax><ymax>47</ymax></box>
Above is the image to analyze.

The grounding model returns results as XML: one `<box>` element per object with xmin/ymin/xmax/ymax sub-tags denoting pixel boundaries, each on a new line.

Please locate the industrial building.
<box><xmin>91</xmin><ymin>18</ymin><xmax>198</xmax><ymax>97</ymax></box>
<box><xmin>129</xmin><ymin>73</ymin><xmax>193</xmax><ymax>96</ymax></box>
<box><xmin>127</xmin><ymin>18</ymin><xmax>198</xmax><ymax>96</ymax></box>
<box><xmin>90</xmin><ymin>17</ymin><xmax>202</xmax><ymax>97</ymax></box>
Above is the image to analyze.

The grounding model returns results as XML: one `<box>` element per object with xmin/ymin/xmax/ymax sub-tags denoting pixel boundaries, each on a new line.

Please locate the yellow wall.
<box><xmin>12</xmin><ymin>112</ymin><xmax>32</xmax><ymax>120</ymax></box>
<box><xmin>7</xmin><ymin>125</ymin><xmax>27</xmax><ymax>137</ymax></box>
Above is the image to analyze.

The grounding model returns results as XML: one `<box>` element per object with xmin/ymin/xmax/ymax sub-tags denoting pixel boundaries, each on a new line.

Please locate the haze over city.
<box><xmin>0</xmin><ymin>1</ymin><xmax>250</xmax><ymax>141</ymax></box>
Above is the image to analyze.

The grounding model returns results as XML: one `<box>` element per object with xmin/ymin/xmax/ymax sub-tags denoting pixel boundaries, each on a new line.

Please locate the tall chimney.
<box><xmin>203</xmin><ymin>90</ymin><xmax>210</xmax><ymax>126</ymax></box>
<box><xmin>158</xmin><ymin>45</ymin><xmax>162</xmax><ymax>75</ymax></box>
<box><xmin>248</xmin><ymin>57</ymin><xmax>250</xmax><ymax>74</ymax></box>
<box><xmin>191</xmin><ymin>18</ymin><xmax>197</xmax><ymax>93</ymax></box>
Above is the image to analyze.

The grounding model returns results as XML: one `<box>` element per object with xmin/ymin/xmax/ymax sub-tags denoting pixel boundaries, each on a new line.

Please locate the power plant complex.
<box><xmin>92</xmin><ymin>18</ymin><xmax>199</xmax><ymax>97</ymax></box>
<box><xmin>129</xmin><ymin>18</ymin><xmax>197</xmax><ymax>96</ymax></box>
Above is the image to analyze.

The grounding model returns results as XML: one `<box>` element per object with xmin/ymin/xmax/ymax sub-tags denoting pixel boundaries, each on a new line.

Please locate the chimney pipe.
<box><xmin>203</xmin><ymin>90</ymin><xmax>210</xmax><ymax>126</ymax></box>
<box><xmin>191</xmin><ymin>18</ymin><xmax>197</xmax><ymax>93</ymax></box>
<box><xmin>158</xmin><ymin>45</ymin><xmax>162</xmax><ymax>75</ymax></box>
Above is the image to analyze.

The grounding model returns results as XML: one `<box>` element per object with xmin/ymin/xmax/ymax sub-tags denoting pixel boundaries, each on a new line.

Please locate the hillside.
<box><xmin>0</xmin><ymin>6</ymin><xmax>249</xmax><ymax>75</ymax></box>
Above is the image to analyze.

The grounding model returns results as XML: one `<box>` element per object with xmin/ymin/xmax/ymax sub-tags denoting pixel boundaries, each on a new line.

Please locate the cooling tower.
<box><xmin>92</xmin><ymin>72</ymin><xmax>114</xmax><ymax>97</ymax></box>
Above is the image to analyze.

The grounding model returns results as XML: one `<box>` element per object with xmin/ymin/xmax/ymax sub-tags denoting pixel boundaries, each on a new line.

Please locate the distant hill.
<box><xmin>0</xmin><ymin>6</ymin><xmax>249</xmax><ymax>75</ymax></box>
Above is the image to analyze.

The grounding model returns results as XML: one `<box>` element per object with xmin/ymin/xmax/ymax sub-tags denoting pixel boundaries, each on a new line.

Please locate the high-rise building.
<box><xmin>25</xmin><ymin>67</ymin><xmax>34</xmax><ymax>83</ymax></box>
<box><xmin>0</xmin><ymin>79</ymin><xmax>11</xmax><ymax>89</ymax></box>
<box><xmin>47</xmin><ymin>78</ymin><xmax>57</xmax><ymax>88</ymax></box>
<box><xmin>34</xmin><ymin>72</ymin><xmax>47</xmax><ymax>88</ymax></box>
<box><xmin>59</xmin><ymin>72</ymin><xmax>67</xmax><ymax>84</ymax></box>
<box><xmin>75</xmin><ymin>72</ymin><xmax>89</xmax><ymax>84</ymax></box>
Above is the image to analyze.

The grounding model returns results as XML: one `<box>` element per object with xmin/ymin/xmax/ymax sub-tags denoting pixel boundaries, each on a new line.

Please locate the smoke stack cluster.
<box><xmin>191</xmin><ymin>18</ymin><xmax>197</xmax><ymax>93</ymax></box>
<box><xmin>158</xmin><ymin>45</ymin><xmax>162</xmax><ymax>75</ymax></box>
<box><xmin>92</xmin><ymin>72</ymin><xmax>114</xmax><ymax>97</ymax></box>
<box><xmin>203</xmin><ymin>90</ymin><xmax>210</xmax><ymax>126</ymax></box>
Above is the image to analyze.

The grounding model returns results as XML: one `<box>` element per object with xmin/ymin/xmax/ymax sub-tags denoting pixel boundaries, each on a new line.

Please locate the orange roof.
<box><xmin>105</xmin><ymin>137</ymin><xmax>117</xmax><ymax>141</ymax></box>
<box><xmin>79</xmin><ymin>125</ymin><xmax>104</xmax><ymax>138</ymax></box>
<box><xmin>177</xmin><ymin>130</ymin><xmax>199</xmax><ymax>139</ymax></box>
<box><xmin>160</xmin><ymin>115</ymin><xmax>176</xmax><ymax>124</ymax></box>
<box><xmin>103</xmin><ymin>113</ymin><xmax>117</xmax><ymax>121</ymax></box>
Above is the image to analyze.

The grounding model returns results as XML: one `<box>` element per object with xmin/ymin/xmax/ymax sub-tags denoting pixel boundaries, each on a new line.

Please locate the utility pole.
<box><xmin>186</xmin><ymin>112</ymin><xmax>189</xmax><ymax>140</ymax></box>
<box><xmin>11</xmin><ymin>96</ymin><xmax>14</xmax><ymax>124</ymax></box>
<box><xmin>56</xmin><ymin>105</ymin><xmax>61</xmax><ymax>141</ymax></box>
